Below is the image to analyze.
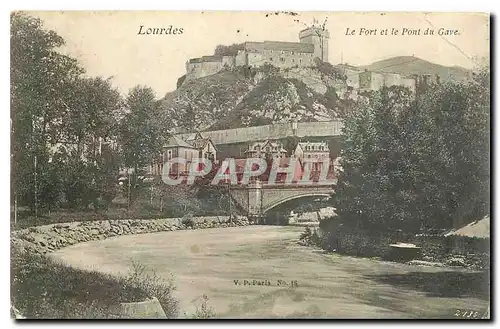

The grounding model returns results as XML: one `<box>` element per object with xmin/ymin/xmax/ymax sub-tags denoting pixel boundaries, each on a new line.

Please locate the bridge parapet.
<box><xmin>229</xmin><ymin>180</ymin><xmax>336</xmax><ymax>221</ymax></box>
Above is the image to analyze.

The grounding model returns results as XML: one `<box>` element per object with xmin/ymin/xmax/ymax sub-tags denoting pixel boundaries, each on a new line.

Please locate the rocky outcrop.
<box><xmin>11</xmin><ymin>216</ymin><xmax>250</xmax><ymax>256</ymax></box>
<box><xmin>160</xmin><ymin>65</ymin><xmax>349</xmax><ymax>132</ymax></box>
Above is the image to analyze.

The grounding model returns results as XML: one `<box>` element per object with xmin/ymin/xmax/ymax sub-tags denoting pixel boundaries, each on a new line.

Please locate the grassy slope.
<box><xmin>11</xmin><ymin>249</ymin><xmax>178</xmax><ymax>318</ymax></box>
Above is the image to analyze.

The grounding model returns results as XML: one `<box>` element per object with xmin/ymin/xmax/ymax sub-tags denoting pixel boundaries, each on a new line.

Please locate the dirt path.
<box><xmin>50</xmin><ymin>226</ymin><xmax>489</xmax><ymax>319</ymax></box>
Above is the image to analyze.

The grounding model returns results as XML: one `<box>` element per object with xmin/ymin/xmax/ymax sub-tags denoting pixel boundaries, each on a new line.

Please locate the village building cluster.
<box><xmin>150</xmin><ymin>130</ymin><xmax>337</xmax><ymax>183</ymax></box>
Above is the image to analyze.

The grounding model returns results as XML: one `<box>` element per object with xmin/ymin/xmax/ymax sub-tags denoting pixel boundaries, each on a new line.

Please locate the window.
<box><xmin>280</xmin><ymin>57</ymin><xmax>285</xmax><ymax>63</ymax></box>
<box><xmin>299</xmin><ymin>59</ymin><xmax>302</xmax><ymax>64</ymax></box>
<box><xmin>167</xmin><ymin>150</ymin><xmax>172</xmax><ymax>160</ymax></box>
<box><xmin>292</xmin><ymin>59</ymin><xmax>295</xmax><ymax>63</ymax></box>
<box><xmin>269</xmin><ymin>57</ymin><xmax>273</xmax><ymax>61</ymax></box>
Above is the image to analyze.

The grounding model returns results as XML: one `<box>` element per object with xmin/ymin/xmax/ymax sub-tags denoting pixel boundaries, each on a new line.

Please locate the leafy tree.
<box><xmin>331</xmin><ymin>70</ymin><xmax>489</xmax><ymax>236</ymax></box>
<box><xmin>11</xmin><ymin>13</ymin><xmax>123</xmax><ymax>216</ymax></box>
<box><xmin>409</xmin><ymin>67</ymin><xmax>490</xmax><ymax>229</ymax></box>
<box><xmin>119</xmin><ymin>86</ymin><xmax>165</xmax><ymax>203</ymax></box>
<box><xmin>11</xmin><ymin>12</ymin><xmax>83</xmax><ymax>214</ymax></box>
<box><xmin>214</xmin><ymin>43</ymin><xmax>244</xmax><ymax>57</ymax></box>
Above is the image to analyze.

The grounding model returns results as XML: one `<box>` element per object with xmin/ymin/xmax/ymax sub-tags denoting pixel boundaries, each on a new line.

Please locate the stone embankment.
<box><xmin>11</xmin><ymin>216</ymin><xmax>250</xmax><ymax>255</ymax></box>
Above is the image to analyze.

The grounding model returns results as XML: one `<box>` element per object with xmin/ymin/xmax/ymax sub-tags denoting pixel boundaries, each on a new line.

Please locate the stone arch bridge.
<box><xmin>229</xmin><ymin>180</ymin><xmax>336</xmax><ymax>221</ymax></box>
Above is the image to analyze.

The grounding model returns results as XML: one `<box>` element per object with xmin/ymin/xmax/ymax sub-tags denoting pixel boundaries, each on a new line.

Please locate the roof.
<box><xmin>184</xmin><ymin>133</ymin><xmax>197</xmax><ymax>141</ymax></box>
<box><xmin>297</xmin><ymin>141</ymin><xmax>330</xmax><ymax>152</ymax></box>
<box><xmin>189</xmin><ymin>55</ymin><xmax>222</xmax><ymax>64</ymax></box>
<box><xmin>185</xmin><ymin>132</ymin><xmax>204</xmax><ymax>142</ymax></box>
<box><xmin>299</xmin><ymin>26</ymin><xmax>330</xmax><ymax>37</ymax></box>
<box><xmin>245</xmin><ymin>140</ymin><xmax>288</xmax><ymax>152</ymax></box>
<box><xmin>164</xmin><ymin>135</ymin><xmax>195</xmax><ymax>148</ymax></box>
<box><xmin>444</xmin><ymin>215</ymin><xmax>490</xmax><ymax>239</ymax></box>
<box><xmin>334</xmin><ymin>64</ymin><xmax>361</xmax><ymax>71</ymax></box>
<box><xmin>191</xmin><ymin>138</ymin><xmax>214</xmax><ymax>149</ymax></box>
<box><xmin>245</xmin><ymin>41</ymin><xmax>314</xmax><ymax>53</ymax></box>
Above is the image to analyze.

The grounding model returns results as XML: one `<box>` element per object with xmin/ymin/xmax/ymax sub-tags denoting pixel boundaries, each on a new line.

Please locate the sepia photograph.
<box><xmin>9</xmin><ymin>10</ymin><xmax>490</xmax><ymax>319</ymax></box>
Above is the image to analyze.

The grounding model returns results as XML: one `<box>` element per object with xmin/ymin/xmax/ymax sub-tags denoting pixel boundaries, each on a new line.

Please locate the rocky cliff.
<box><xmin>159</xmin><ymin>63</ymin><xmax>353</xmax><ymax>132</ymax></box>
<box><xmin>159</xmin><ymin>57</ymin><xmax>471</xmax><ymax>132</ymax></box>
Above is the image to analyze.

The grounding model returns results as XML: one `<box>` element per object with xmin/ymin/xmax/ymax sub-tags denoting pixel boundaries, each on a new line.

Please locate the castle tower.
<box><xmin>299</xmin><ymin>26</ymin><xmax>330</xmax><ymax>63</ymax></box>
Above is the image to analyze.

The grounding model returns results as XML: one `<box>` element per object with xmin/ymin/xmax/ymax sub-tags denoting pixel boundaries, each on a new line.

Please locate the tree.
<box><xmin>408</xmin><ymin>67</ymin><xmax>490</xmax><ymax>229</ymax></box>
<box><xmin>119</xmin><ymin>86</ymin><xmax>165</xmax><ymax>203</ymax></box>
<box><xmin>331</xmin><ymin>88</ymin><xmax>400</xmax><ymax>232</ymax></box>
<box><xmin>11</xmin><ymin>12</ymin><xmax>84</xmax><ymax>214</ymax></box>
<box><xmin>11</xmin><ymin>13</ymin><xmax>124</xmax><ymax>215</ymax></box>
<box><xmin>213</xmin><ymin>43</ymin><xmax>244</xmax><ymax>57</ymax></box>
<box><xmin>331</xmin><ymin>70</ymin><xmax>489</xmax><ymax>236</ymax></box>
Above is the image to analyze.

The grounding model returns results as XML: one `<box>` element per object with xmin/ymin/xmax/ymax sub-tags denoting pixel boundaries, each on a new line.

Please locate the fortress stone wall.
<box><xmin>359</xmin><ymin>70</ymin><xmax>417</xmax><ymax>93</ymax></box>
<box><xmin>181</xmin><ymin>26</ymin><xmax>434</xmax><ymax>94</ymax></box>
<box><xmin>183</xmin><ymin>26</ymin><xmax>329</xmax><ymax>83</ymax></box>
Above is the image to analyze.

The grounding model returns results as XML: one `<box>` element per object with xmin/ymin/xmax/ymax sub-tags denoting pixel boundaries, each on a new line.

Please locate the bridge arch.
<box><xmin>262</xmin><ymin>193</ymin><xmax>331</xmax><ymax>215</ymax></box>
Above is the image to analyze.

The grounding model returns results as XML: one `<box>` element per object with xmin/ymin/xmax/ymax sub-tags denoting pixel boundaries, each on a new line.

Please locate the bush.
<box><xmin>298</xmin><ymin>227</ymin><xmax>326</xmax><ymax>248</ymax></box>
<box><xmin>11</xmin><ymin>249</ymin><xmax>179</xmax><ymax>319</ymax></box>
<box><xmin>334</xmin><ymin>231</ymin><xmax>392</xmax><ymax>258</ymax></box>
<box><xmin>413</xmin><ymin>234</ymin><xmax>490</xmax><ymax>269</ymax></box>
<box><xmin>126</xmin><ymin>261</ymin><xmax>179</xmax><ymax>318</ymax></box>
<box><xmin>188</xmin><ymin>294</ymin><xmax>216</xmax><ymax>319</ymax></box>
<box><xmin>299</xmin><ymin>227</ymin><xmax>312</xmax><ymax>242</ymax></box>
<box><xmin>181</xmin><ymin>213</ymin><xmax>195</xmax><ymax>228</ymax></box>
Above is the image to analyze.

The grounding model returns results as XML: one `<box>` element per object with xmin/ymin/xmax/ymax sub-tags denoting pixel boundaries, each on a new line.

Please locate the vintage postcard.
<box><xmin>10</xmin><ymin>11</ymin><xmax>490</xmax><ymax>319</ymax></box>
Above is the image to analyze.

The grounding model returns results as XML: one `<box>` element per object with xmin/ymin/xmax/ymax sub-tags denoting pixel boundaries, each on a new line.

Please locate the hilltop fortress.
<box><xmin>184</xmin><ymin>26</ymin><xmax>329</xmax><ymax>82</ymax></box>
<box><xmin>183</xmin><ymin>26</ymin><xmax>439</xmax><ymax>93</ymax></box>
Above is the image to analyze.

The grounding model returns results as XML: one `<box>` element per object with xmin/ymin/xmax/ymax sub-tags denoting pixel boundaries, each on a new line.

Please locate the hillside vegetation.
<box><xmin>159</xmin><ymin>63</ymin><xmax>353</xmax><ymax>132</ymax></box>
<box><xmin>160</xmin><ymin>56</ymin><xmax>471</xmax><ymax>132</ymax></box>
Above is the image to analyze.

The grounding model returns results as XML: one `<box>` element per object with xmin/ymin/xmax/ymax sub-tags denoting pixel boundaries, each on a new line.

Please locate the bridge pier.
<box><xmin>247</xmin><ymin>180</ymin><xmax>263</xmax><ymax>221</ymax></box>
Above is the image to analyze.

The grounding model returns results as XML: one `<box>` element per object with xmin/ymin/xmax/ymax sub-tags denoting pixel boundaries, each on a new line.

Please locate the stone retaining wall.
<box><xmin>11</xmin><ymin>215</ymin><xmax>250</xmax><ymax>255</ymax></box>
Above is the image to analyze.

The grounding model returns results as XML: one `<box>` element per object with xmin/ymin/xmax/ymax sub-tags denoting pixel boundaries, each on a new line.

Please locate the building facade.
<box><xmin>185</xmin><ymin>132</ymin><xmax>217</xmax><ymax>161</ymax></box>
<box><xmin>359</xmin><ymin>70</ymin><xmax>416</xmax><ymax>93</ymax></box>
<box><xmin>152</xmin><ymin>133</ymin><xmax>218</xmax><ymax>177</ymax></box>
<box><xmin>245</xmin><ymin>140</ymin><xmax>288</xmax><ymax>159</ymax></box>
<box><xmin>293</xmin><ymin>141</ymin><xmax>330</xmax><ymax>171</ymax></box>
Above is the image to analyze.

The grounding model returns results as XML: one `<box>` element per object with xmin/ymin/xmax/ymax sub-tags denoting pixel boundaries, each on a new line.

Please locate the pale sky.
<box><xmin>28</xmin><ymin>11</ymin><xmax>489</xmax><ymax>97</ymax></box>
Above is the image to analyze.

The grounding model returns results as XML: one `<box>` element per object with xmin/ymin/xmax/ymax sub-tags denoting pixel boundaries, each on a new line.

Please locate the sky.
<box><xmin>28</xmin><ymin>11</ymin><xmax>490</xmax><ymax>97</ymax></box>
